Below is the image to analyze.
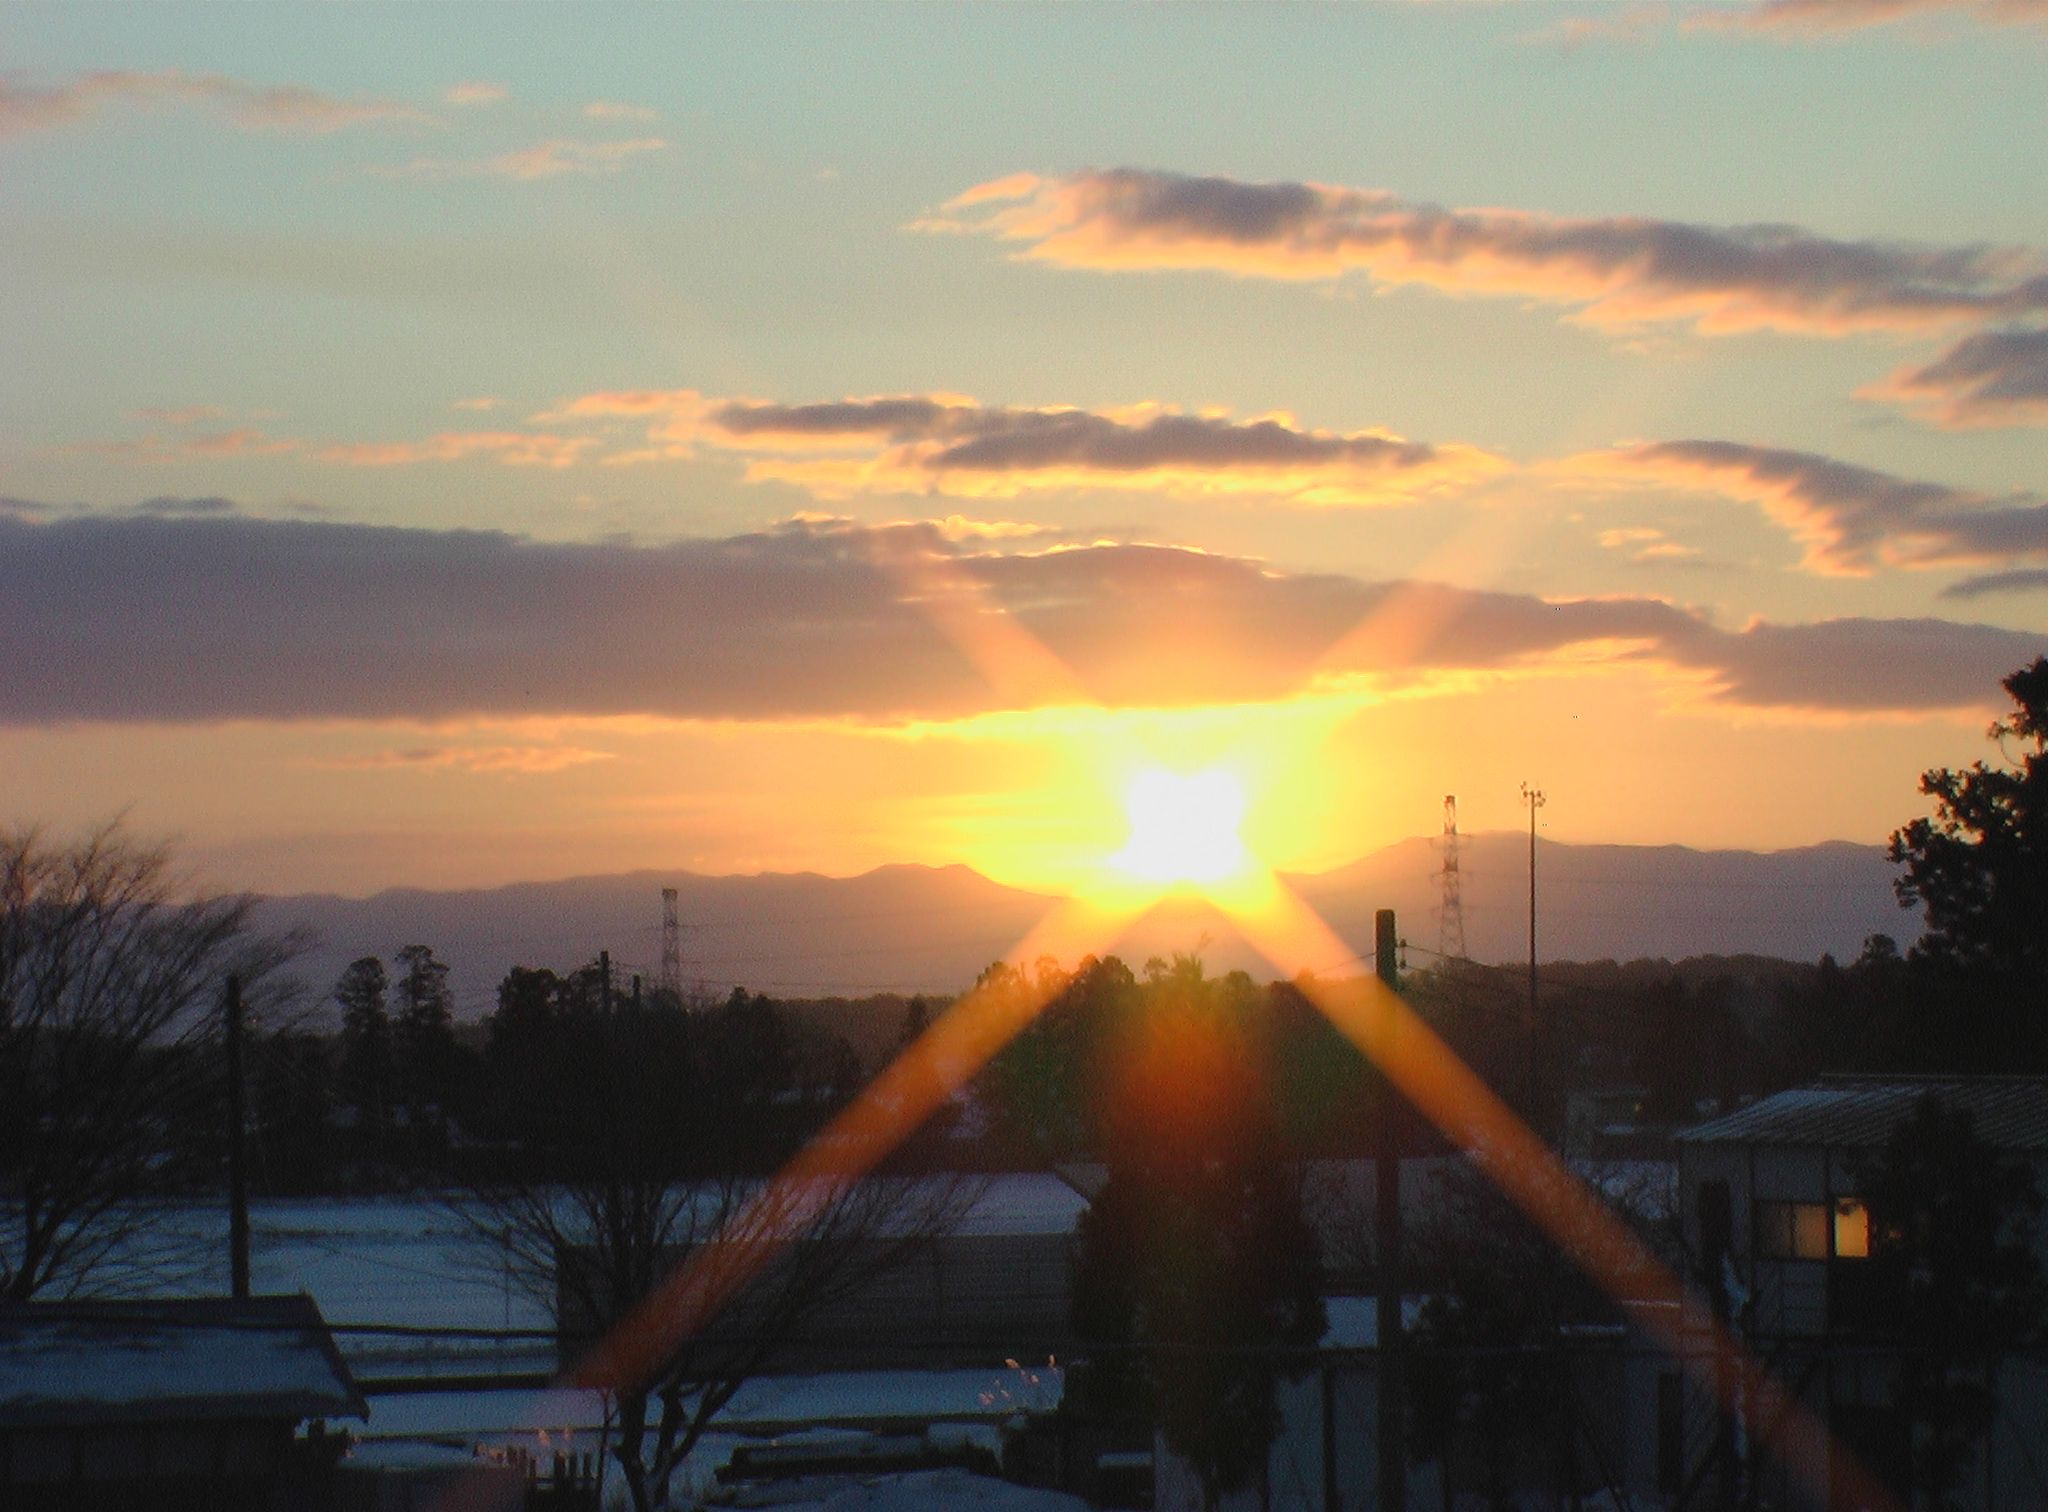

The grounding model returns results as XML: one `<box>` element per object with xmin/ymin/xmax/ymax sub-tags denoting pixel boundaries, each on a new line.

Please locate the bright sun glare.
<box><xmin>1110</xmin><ymin>766</ymin><xmax>1251</xmax><ymax>887</ymax></box>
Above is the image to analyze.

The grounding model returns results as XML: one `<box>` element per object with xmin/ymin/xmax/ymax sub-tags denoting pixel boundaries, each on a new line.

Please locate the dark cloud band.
<box><xmin>1</xmin><ymin>510</ymin><xmax>2038</xmax><ymax>727</ymax></box>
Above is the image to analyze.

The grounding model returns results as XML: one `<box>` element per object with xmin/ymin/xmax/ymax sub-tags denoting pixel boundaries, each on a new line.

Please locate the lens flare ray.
<box><xmin>492</xmin><ymin>565</ymin><xmax>1895</xmax><ymax>1512</ymax></box>
<box><xmin>1216</xmin><ymin>866</ymin><xmax>1896</xmax><ymax>1512</ymax></box>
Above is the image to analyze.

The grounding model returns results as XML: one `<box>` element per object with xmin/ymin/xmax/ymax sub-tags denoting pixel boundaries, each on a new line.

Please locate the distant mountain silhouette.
<box><xmin>262</xmin><ymin>838</ymin><xmax>1917</xmax><ymax>1020</ymax></box>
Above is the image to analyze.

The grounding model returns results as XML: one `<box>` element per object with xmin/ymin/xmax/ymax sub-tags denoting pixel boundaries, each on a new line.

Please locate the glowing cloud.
<box><xmin>444</xmin><ymin>82</ymin><xmax>508</xmax><ymax>106</ymax></box>
<box><xmin>0</xmin><ymin>69</ymin><xmax>435</xmax><ymax>138</ymax></box>
<box><xmin>923</xmin><ymin>168</ymin><xmax>2048</xmax><ymax>336</ymax></box>
<box><xmin>1725</xmin><ymin>0</ymin><xmax>2048</xmax><ymax>31</ymax></box>
<box><xmin>314</xmin><ymin>431</ymin><xmax>597</xmax><ymax>467</ymax></box>
<box><xmin>378</xmin><ymin>136</ymin><xmax>668</xmax><ymax>182</ymax></box>
<box><xmin>1</xmin><ymin>509</ymin><xmax>2038</xmax><ymax>727</ymax></box>
<box><xmin>1865</xmin><ymin>328</ymin><xmax>2048</xmax><ymax>429</ymax></box>
<box><xmin>557</xmin><ymin>388</ymin><xmax>1506</xmax><ymax>507</ymax></box>
<box><xmin>1565</xmin><ymin>439</ymin><xmax>2048</xmax><ymax>573</ymax></box>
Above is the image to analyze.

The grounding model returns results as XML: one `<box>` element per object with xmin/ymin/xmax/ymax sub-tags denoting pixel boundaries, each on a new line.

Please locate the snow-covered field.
<box><xmin>128</xmin><ymin>1179</ymin><xmax>1079</xmax><ymax>1465</ymax></box>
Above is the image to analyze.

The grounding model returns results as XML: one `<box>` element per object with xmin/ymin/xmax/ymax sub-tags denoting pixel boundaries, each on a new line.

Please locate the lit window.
<box><xmin>1834</xmin><ymin>1198</ymin><xmax>1869</xmax><ymax>1259</ymax></box>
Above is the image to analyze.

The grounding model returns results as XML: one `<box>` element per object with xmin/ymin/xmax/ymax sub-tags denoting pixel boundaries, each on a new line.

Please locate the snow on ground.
<box><xmin>358</xmin><ymin>1364</ymin><xmax>1062</xmax><ymax>1441</ymax></box>
<box><xmin>717</xmin><ymin>1468</ymin><xmax>1091</xmax><ymax>1510</ymax></box>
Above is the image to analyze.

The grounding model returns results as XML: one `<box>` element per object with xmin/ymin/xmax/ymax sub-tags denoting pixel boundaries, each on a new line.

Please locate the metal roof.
<box><xmin>0</xmin><ymin>1293</ymin><xmax>367</xmax><ymax>1428</ymax></box>
<box><xmin>1676</xmin><ymin>1075</ymin><xmax>2048</xmax><ymax>1152</ymax></box>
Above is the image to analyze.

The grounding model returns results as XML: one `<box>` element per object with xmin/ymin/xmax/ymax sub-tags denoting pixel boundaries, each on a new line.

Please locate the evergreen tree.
<box><xmin>1850</xmin><ymin>1097</ymin><xmax>2044</xmax><ymax>1510</ymax></box>
<box><xmin>1892</xmin><ymin>657</ymin><xmax>2048</xmax><ymax>985</ymax></box>
<box><xmin>391</xmin><ymin>944</ymin><xmax>456</xmax><ymax>1129</ymax></box>
<box><xmin>334</xmin><ymin>955</ymin><xmax>391</xmax><ymax>1131</ymax></box>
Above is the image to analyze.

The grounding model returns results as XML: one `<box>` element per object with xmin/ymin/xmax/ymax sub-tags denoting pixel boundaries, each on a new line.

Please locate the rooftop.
<box><xmin>0</xmin><ymin>1293</ymin><xmax>367</xmax><ymax>1429</ymax></box>
<box><xmin>1677</xmin><ymin>1075</ymin><xmax>2048</xmax><ymax>1152</ymax></box>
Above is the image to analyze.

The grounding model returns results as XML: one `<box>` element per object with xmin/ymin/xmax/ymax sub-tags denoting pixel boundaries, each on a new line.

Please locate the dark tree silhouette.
<box><xmin>984</xmin><ymin>953</ymin><xmax>1135</xmax><ymax>1160</ymax></box>
<box><xmin>0</xmin><ymin>822</ymin><xmax>299</xmax><ymax>1298</ymax></box>
<box><xmin>333</xmin><ymin>955</ymin><xmax>391</xmax><ymax>1131</ymax></box>
<box><xmin>391</xmin><ymin>943</ymin><xmax>457</xmax><ymax>1131</ymax></box>
<box><xmin>1406</xmin><ymin>1160</ymin><xmax>1664</xmax><ymax>1509</ymax></box>
<box><xmin>1068</xmin><ymin>955</ymin><xmax>1325</xmax><ymax>1508</ymax></box>
<box><xmin>459</xmin><ymin>966</ymin><xmax>974</xmax><ymax>1512</ymax></box>
<box><xmin>1891</xmin><ymin>657</ymin><xmax>2048</xmax><ymax>985</ymax></box>
<box><xmin>1849</xmin><ymin>1097</ymin><xmax>2043</xmax><ymax>1510</ymax></box>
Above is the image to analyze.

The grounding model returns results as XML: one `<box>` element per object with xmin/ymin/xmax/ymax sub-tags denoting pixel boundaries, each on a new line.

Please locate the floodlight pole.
<box><xmin>1375</xmin><ymin>908</ymin><xmax>1405</xmax><ymax>1512</ymax></box>
<box><xmin>1522</xmin><ymin>782</ymin><xmax>1545</xmax><ymax>1115</ymax></box>
<box><xmin>226</xmin><ymin>974</ymin><xmax>250</xmax><ymax>1300</ymax></box>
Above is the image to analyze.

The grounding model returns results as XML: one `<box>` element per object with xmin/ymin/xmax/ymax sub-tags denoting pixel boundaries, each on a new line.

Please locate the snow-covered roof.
<box><xmin>1677</xmin><ymin>1076</ymin><xmax>2048</xmax><ymax>1152</ymax></box>
<box><xmin>0</xmin><ymin>1294</ymin><xmax>367</xmax><ymax>1428</ymax></box>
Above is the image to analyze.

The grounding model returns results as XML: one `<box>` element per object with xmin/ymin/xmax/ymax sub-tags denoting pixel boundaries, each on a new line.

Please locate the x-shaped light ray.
<box><xmin>546</xmin><ymin>529</ymin><xmax>1895</xmax><ymax>1512</ymax></box>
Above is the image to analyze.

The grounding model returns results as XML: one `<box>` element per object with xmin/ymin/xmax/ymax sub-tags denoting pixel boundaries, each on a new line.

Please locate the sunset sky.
<box><xmin>5</xmin><ymin>1</ymin><xmax>2046</xmax><ymax>898</ymax></box>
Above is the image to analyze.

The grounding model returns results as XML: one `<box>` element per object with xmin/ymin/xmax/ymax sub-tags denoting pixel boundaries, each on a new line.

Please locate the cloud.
<box><xmin>0</xmin><ymin>68</ymin><xmax>435</xmax><ymax>138</ymax></box>
<box><xmin>1566</xmin><ymin>439</ymin><xmax>2048</xmax><ymax>573</ymax></box>
<box><xmin>1721</xmin><ymin>0</ymin><xmax>2048</xmax><ymax>32</ymax></box>
<box><xmin>1658</xmin><ymin>615</ymin><xmax>2047</xmax><ymax>712</ymax></box>
<box><xmin>923</xmin><ymin>168</ymin><xmax>2048</xmax><ymax>336</ymax></box>
<box><xmin>554</xmin><ymin>388</ymin><xmax>1507</xmax><ymax>506</ymax></box>
<box><xmin>70</xmin><ymin>428</ymin><xmax>301</xmax><ymax>463</ymax></box>
<box><xmin>584</xmin><ymin>100</ymin><xmax>659</xmax><ymax>122</ymax></box>
<box><xmin>1597</xmin><ymin>525</ymin><xmax>1702</xmax><ymax>563</ymax></box>
<box><xmin>0</xmin><ymin>509</ymin><xmax>2035</xmax><ymax>728</ymax></box>
<box><xmin>453</xmin><ymin>396</ymin><xmax>502</xmax><ymax>412</ymax></box>
<box><xmin>1941</xmin><ymin>568</ymin><xmax>2048</xmax><ymax>599</ymax></box>
<box><xmin>320</xmin><ymin>743</ymin><xmax>614</xmax><ymax>775</ymax></box>
<box><xmin>1522</xmin><ymin>4</ymin><xmax>1672</xmax><ymax>47</ymax></box>
<box><xmin>444</xmin><ymin>82</ymin><xmax>508</xmax><ymax>106</ymax></box>
<box><xmin>313</xmin><ymin>431</ymin><xmax>596</xmax><ymax>468</ymax></box>
<box><xmin>1864</xmin><ymin>327</ymin><xmax>2048</xmax><ymax>428</ymax></box>
<box><xmin>70</xmin><ymin>423</ymin><xmax>595</xmax><ymax>469</ymax></box>
<box><xmin>379</xmin><ymin>136</ymin><xmax>666</xmax><ymax>182</ymax></box>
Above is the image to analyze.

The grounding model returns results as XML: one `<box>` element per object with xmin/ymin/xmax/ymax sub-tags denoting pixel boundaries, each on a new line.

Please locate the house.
<box><xmin>0</xmin><ymin>1293</ymin><xmax>367</xmax><ymax>1511</ymax></box>
<box><xmin>1674</xmin><ymin>1075</ymin><xmax>2048</xmax><ymax>1510</ymax></box>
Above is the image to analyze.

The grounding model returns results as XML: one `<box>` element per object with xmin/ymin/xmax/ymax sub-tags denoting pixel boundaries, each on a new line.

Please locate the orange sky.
<box><xmin>3</xmin><ymin>5</ymin><xmax>2043</xmax><ymax>898</ymax></box>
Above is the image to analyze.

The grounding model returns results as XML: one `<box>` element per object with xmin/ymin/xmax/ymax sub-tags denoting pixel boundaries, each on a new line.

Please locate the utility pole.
<box><xmin>1521</xmin><ymin>783</ymin><xmax>1545</xmax><ymax>1115</ymax></box>
<box><xmin>225</xmin><ymin>974</ymin><xmax>250</xmax><ymax>1300</ymax></box>
<box><xmin>599</xmin><ymin>950</ymin><xmax>614</xmax><ymax>1015</ymax></box>
<box><xmin>1375</xmin><ymin>908</ymin><xmax>1406</xmax><ymax>1512</ymax></box>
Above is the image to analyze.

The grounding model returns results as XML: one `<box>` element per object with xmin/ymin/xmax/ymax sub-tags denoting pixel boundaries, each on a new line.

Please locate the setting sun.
<box><xmin>1110</xmin><ymin>767</ymin><xmax>1251</xmax><ymax>887</ymax></box>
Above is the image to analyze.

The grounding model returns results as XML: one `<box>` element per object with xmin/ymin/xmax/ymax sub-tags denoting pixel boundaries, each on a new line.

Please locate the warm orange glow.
<box><xmin>502</xmin><ymin>458</ymin><xmax>1900</xmax><ymax>1512</ymax></box>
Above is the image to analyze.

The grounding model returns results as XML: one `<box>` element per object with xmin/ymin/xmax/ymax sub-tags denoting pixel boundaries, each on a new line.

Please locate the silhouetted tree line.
<box><xmin>215</xmin><ymin>955</ymin><xmax>877</xmax><ymax>1193</ymax></box>
<box><xmin>976</xmin><ymin>952</ymin><xmax>1391</xmax><ymax>1166</ymax></box>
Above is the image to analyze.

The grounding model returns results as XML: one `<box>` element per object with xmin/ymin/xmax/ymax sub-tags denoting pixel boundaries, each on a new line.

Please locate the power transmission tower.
<box><xmin>659</xmin><ymin>886</ymin><xmax>682</xmax><ymax>1003</ymax></box>
<box><xmin>1437</xmin><ymin>793</ymin><xmax>1466</xmax><ymax>964</ymax></box>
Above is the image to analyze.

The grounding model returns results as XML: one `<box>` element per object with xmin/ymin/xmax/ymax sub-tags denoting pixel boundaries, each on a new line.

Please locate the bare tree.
<box><xmin>0</xmin><ymin>822</ymin><xmax>300</xmax><ymax>1299</ymax></box>
<box><xmin>455</xmin><ymin>977</ymin><xmax>980</xmax><ymax>1511</ymax></box>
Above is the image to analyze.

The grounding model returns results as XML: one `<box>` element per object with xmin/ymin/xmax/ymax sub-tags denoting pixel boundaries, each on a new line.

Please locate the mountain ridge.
<box><xmin>257</xmin><ymin>837</ymin><xmax>1915</xmax><ymax>1019</ymax></box>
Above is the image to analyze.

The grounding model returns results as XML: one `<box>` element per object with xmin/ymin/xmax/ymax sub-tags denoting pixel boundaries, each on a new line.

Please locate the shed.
<box><xmin>0</xmin><ymin>1293</ymin><xmax>366</xmax><ymax>1510</ymax></box>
